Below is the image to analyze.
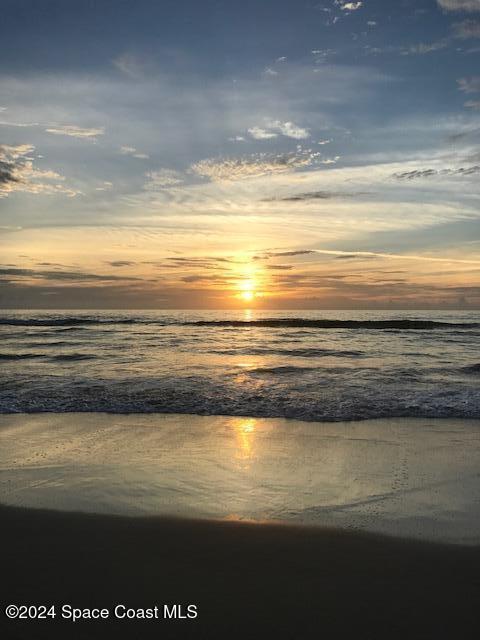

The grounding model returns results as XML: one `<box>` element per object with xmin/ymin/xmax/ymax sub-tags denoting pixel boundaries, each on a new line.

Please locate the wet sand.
<box><xmin>1</xmin><ymin>413</ymin><xmax>480</xmax><ymax>543</ymax></box>
<box><xmin>1</xmin><ymin>504</ymin><xmax>479</xmax><ymax>640</ymax></box>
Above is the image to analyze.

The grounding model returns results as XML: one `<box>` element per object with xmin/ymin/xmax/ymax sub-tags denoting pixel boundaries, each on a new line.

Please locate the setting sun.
<box><xmin>237</xmin><ymin>276</ymin><xmax>257</xmax><ymax>303</ymax></box>
<box><xmin>240</xmin><ymin>290</ymin><xmax>254</xmax><ymax>302</ymax></box>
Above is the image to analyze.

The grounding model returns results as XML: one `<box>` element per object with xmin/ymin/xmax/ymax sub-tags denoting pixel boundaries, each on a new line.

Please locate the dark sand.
<box><xmin>1</xmin><ymin>505</ymin><xmax>479</xmax><ymax>639</ymax></box>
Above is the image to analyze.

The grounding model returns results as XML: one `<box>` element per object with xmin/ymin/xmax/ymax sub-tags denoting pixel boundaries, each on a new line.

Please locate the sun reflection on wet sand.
<box><xmin>1</xmin><ymin>413</ymin><xmax>479</xmax><ymax>544</ymax></box>
<box><xmin>233</xmin><ymin>417</ymin><xmax>257</xmax><ymax>467</ymax></box>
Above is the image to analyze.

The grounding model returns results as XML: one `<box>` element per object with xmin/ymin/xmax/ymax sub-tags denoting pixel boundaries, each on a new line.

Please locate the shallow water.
<box><xmin>0</xmin><ymin>309</ymin><xmax>479</xmax><ymax>420</ymax></box>
<box><xmin>0</xmin><ymin>413</ymin><xmax>479</xmax><ymax>544</ymax></box>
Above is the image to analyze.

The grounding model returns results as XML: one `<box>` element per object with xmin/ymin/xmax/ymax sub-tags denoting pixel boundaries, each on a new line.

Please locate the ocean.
<box><xmin>1</xmin><ymin>309</ymin><xmax>479</xmax><ymax>420</ymax></box>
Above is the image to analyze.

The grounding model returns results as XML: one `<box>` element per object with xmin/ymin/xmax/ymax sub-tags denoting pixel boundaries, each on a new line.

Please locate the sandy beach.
<box><xmin>1</xmin><ymin>504</ymin><xmax>479</xmax><ymax>639</ymax></box>
<box><xmin>1</xmin><ymin>413</ymin><xmax>479</xmax><ymax>638</ymax></box>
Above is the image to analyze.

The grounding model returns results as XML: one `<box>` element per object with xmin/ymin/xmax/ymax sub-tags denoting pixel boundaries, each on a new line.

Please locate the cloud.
<box><xmin>457</xmin><ymin>76</ymin><xmax>480</xmax><ymax>92</ymax></box>
<box><xmin>311</xmin><ymin>48</ymin><xmax>337</xmax><ymax>63</ymax></box>
<box><xmin>269</xmin><ymin>120</ymin><xmax>310</xmax><ymax>139</ymax></box>
<box><xmin>95</xmin><ymin>181</ymin><xmax>113</xmax><ymax>191</ymax></box>
<box><xmin>338</xmin><ymin>2</ymin><xmax>363</xmax><ymax>10</ymax></box>
<box><xmin>392</xmin><ymin>166</ymin><xmax>480</xmax><ymax>179</ymax></box>
<box><xmin>405</xmin><ymin>40</ymin><xmax>450</xmax><ymax>55</ymax></box>
<box><xmin>0</xmin><ymin>161</ymin><xmax>19</xmax><ymax>186</ymax></box>
<box><xmin>457</xmin><ymin>76</ymin><xmax>480</xmax><ymax>110</ymax></box>
<box><xmin>335</xmin><ymin>254</ymin><xmax>376</xmax><ymax>260</ymax></box>
<box><xmin>0</xmin><ymin>144</ymin><xmax>79</xmax><ymax>198</ymax></box>
<box><xmin>45</xmin><ymin>125</ymin><xmax>105</xmax><ymax>140</ymax></box>
<box><xmin>452</xmin><ymin>19</ymin><xmax>480</xmax><ymax>37</ymax></box>
<box><xmin>120</xmin><ymin>145</ymin><xmax>149</xmax><ymax>159</ymax></box>
<box><xmin>247</xmin><ymin>126</ymin><xmax>278</xmax><ymax>140</ymax></box>
<box><xmin>0</xmin><ymin>267</ymin><xmax>140</xmax><ymax>282</ymax></box>
<box><xmin>144</xmin><ymin>169</ymin><xmax>184</xmax><ymax>189</ymax></box>
<box><xmin>0</xmin><ymin>119</ymin><xmax>39</xmax><ymax>128</ymax></box>
<box><xmin>260</xmin><ymin>250</ymin><xmax>317</xmax><ymax>258</ymax></box>
<box><xmin>437</xmin><ymin>0</ymin><xmax>480</xmax><ymax>11</ymax></box>
<box><xmin>263</xmin><ymin>67</ymin><xmax>279</xmax><ymax>77</ymax></box>
<box><xmin>112</xmin><ymin>53</ymin><xmax>146</xmax><ymax>78</ymax></box>
<box><xmin>190</xmin><ymin>150</ymin><xmax>321</xmax><ymax>182</ymax></box>
<box><xmin>107</xmin><ymin>261</ymin><xmax>135</xmax><ymax>267</ymax></box>
<box><xmin>0</xmin><ymin>144</ymin><xmax>35</xmax><ymax>160</ymax></box>
<box><xmin>265</xmin><ymin>190</ymin><xmax>368</xmax><ymax>201</ymax></box>
<box><xmin>262</xmin><ymin>248</ymin><xmax>480</xmax><ymax>266</ymax></box>
<box><xmin>248</xmin><ymin>120</ymin><xmax>310</xmax><ymax>140</ymax></box>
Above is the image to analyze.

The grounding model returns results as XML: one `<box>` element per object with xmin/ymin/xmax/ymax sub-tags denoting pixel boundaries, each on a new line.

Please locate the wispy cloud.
<box><xmin>0</xmin><ymin>267</ymin><xmax>141</xmax><ymax>282</ymax></box>
<box><xmin>190</xmin><ymin>150</ymin><xmax>321</xmax><ymax>182</ymax></box>
<box><xmin>248</xmin><ymin>126</ymin><xmax>278</xmax><ymax>140</ymax></box>
<box><xmin>248</xmin><ymin>119</ymin><xmax>310</xmax><ymax>140</ymax></box>
<box><xmin>392</xmin><ymin>165</ymin><xmax>480</xmax><ymax>179</ymax></box>
<box><xmin>437</xmin><ymin>0</ymin><xmax>480</xmax><ymax>12</ymax></box>
<box><xmin>338</xmin><ymin>2</ymin><xmax>363</xmax><ymax>11</ymax></box>
<box><xmin>112</xmin><ymin>52</ymin><xmax>146</xmax><ymax>78</ymax></box>
<box><xmin>120</xmin><ymin>145</ymin><xmax>149</xmax><ymax>159</ymax></box>
<box><xmin>145</xmin><ymin>169</ymin><xmax>184</xmax><ymax>189</ymax></box>
<box><xmin>261</xmin><ymin>247</ymin><xmax>480</xmax><ymax>266</ymax></box>
<box><xmin>269</xmin><ymin>120</ymin><xmax>310</xmax><ymax>139</ymax></box>
<box><xmin>265</xmin><ymin>190</ymin><xmax>368</xmax><ymax>201</ymax></box>
<box><xmin>0</xmin><ymin>144</ymin><xmax>79</xmax><ymax>198</ymax></box>
<box><xmin>457</xmin><ymin>76</ymin><xmax>480</xmax><ymax>92</ymax></box>
<box><xmin>457</xmin><ymin>75</ymin><xmax>480</xmax><ymax>107</ymax></box>
<box><xmin>405</xmin><ymin>40</ymin><xmax>450</xmax><ymax>55</ymax></box>
<box><xmin>45</xmin><ymin>125</ymin><xmax>105</xmax><ymax>140</ymax></box>
<box><xmin>452</xmin><ymin>19</ymin><xmax>480</xmax><ymax>38</ymax></box>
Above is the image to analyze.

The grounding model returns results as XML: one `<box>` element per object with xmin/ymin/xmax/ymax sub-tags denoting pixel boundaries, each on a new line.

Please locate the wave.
<box><xmin>244</xmin><ymin>366</ymin><xmax>316</xmax><ymax>375</ymax></box>
<box><xmin>0</xmin><ymin>317</ymin><xmax>477</xmax><ymax>330</ymax></box>
<box><xmin>23</xmin><ymin>341</ymin><xmax>83</xmax><ymax>348</ymax></box>
<box><xmin>1</xmin><ymin>378</ymin><xmax>479</xmax><ymax>420</ymax></box>
<box><xmin>189</xmin><ymin>319</ymin><xmax>479</xmax><ymax>330</ymax></box>
<box><xmin>50</xmin><ymin>354</ymin><xmax>97</xmax><ymax>362</ymax></box>
<box><xmin>0</xmin><ymin>353</ymin><xmax>45</xmax><ymax>361</ymax></box>
<box><xmin>212</xmin><ymin>347</ymin><xmax>363</xmax><ymax>358</ymax></box>
<box><xmin>0</xmin><ymin>317</ymin><xmax>137</xmax><ymax>327</ymax></box>
<box><xmin>0</xmin><ymin>352</ymin><xmax>96</xmax><ymax>361</ymax></box>
<box><xmin>462</xmin><ymin>364</ymin><xmax>480</xmax><ymax>375</ymax></box>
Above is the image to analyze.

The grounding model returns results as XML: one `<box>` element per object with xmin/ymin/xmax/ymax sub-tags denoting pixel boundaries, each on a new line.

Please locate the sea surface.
<box><xmin>1</xmin><ymin>309</ymin><xmax>479</xmax><ymax>420</ymax></box>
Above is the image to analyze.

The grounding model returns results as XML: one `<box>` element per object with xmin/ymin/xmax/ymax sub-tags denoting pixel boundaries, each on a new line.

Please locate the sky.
<box><xmin>0</xmin><ymin>0</ymin><xmax>479</xmax><ymax>309</ymax></box>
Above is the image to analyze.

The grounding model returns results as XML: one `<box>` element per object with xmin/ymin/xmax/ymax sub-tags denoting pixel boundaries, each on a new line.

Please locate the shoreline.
<box><xmin>1</xmin><ymin>504</ymin><xmax>479</xmax><ymax>639</ymax></box>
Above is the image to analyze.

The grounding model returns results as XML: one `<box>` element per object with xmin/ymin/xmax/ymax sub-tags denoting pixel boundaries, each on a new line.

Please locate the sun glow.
<box><xmin>237</xmin><ymin>276</ymin><xmax>257</xmax><ymax>303</ymax></box>
<box><xmin>240</xmin><ymin>290</ymin><xmax>254</xmax><ymax>302</ymax></box>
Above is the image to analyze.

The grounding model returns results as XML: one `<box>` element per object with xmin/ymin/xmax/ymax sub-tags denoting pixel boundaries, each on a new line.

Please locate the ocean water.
<box><xmin>0</xmin><ymin>309</ymin><xmax>479</xmax><ymax>420</ymax></box>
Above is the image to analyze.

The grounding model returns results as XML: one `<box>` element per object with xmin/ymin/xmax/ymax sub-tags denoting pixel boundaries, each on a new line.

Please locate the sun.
<box><xmin>240</xmin><ymin>290</ymin><xmax>254</xmax><ymax>302</ymax></box>
<box><xmin>237</xmin><ymin>277</ymin><xmax>256</xmax><ymax>303</ymax></box>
